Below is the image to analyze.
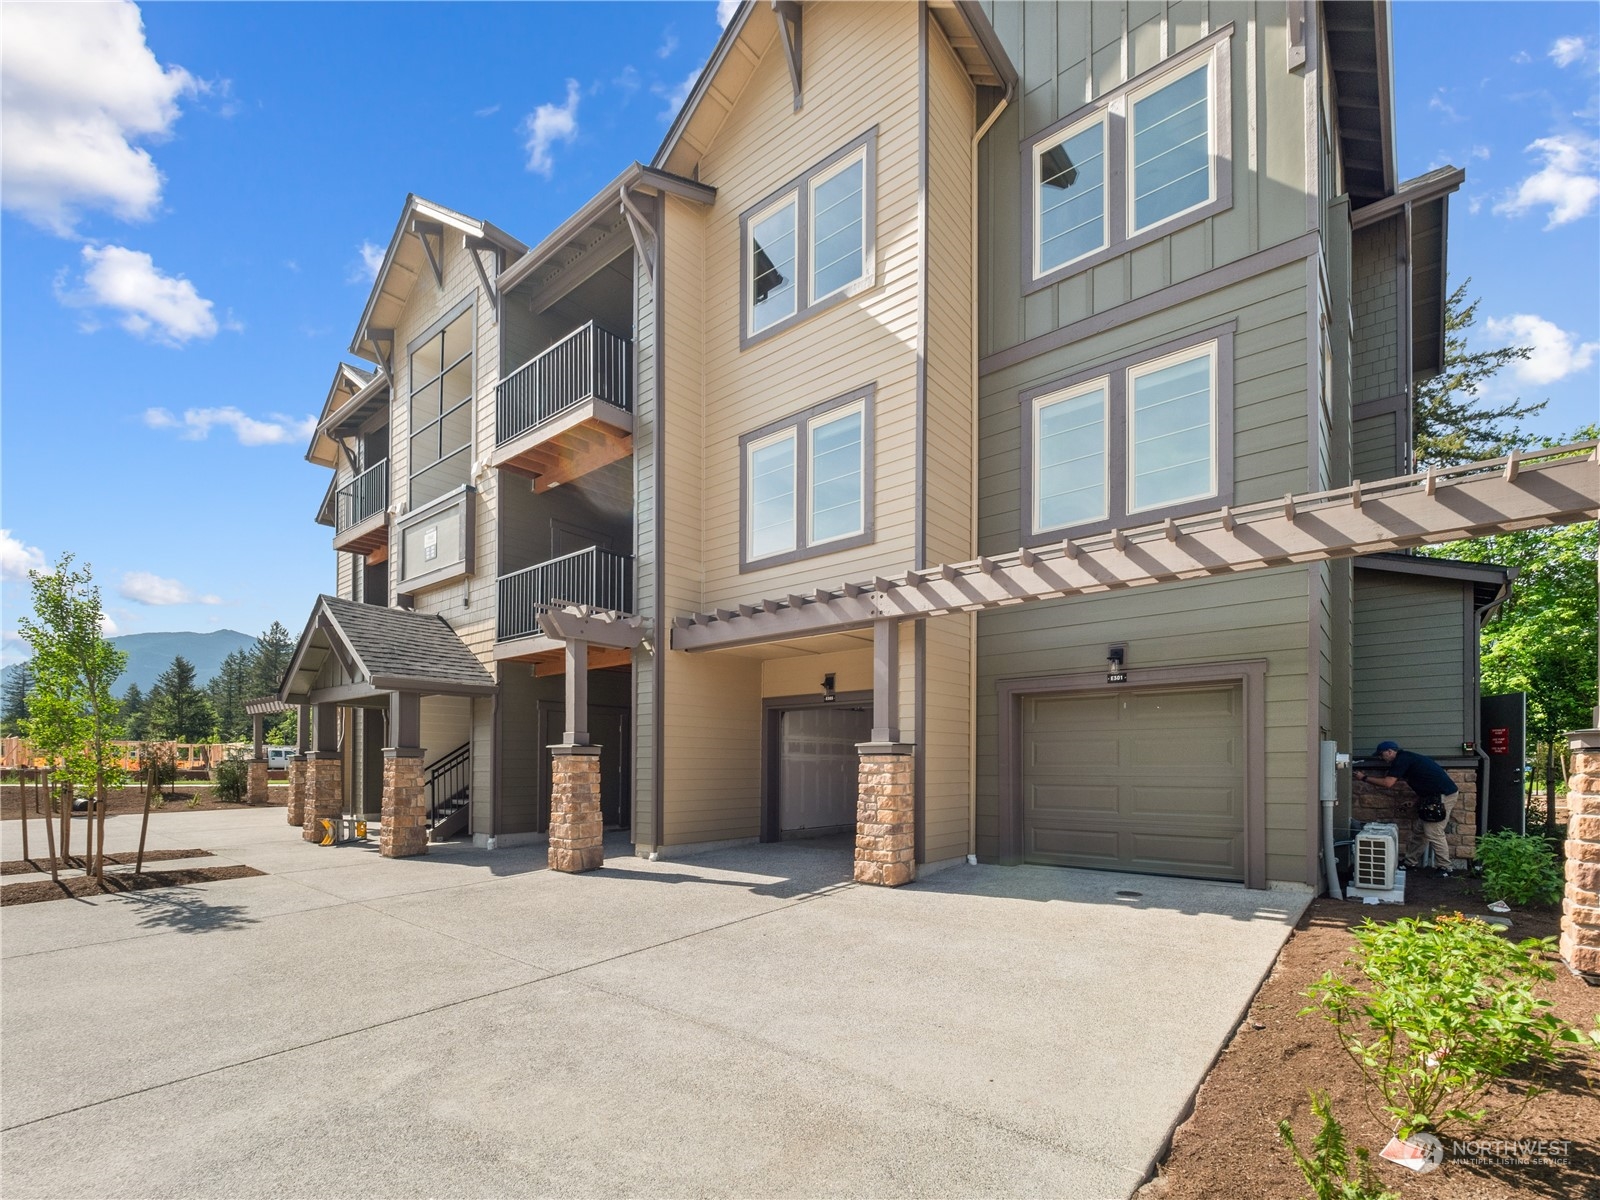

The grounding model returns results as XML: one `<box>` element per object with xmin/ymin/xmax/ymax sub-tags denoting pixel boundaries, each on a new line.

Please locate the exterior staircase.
<box><xmin>426</xmin><ymin>743</ymin><xmax>470</xmax><ymax>841</ymax></box>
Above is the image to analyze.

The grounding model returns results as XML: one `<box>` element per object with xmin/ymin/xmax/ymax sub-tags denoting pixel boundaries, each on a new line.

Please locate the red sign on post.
<box><xmin>1488</xmin><ymin>727</ymin><xmax>1511</xmax><ymax>755</ymax></box>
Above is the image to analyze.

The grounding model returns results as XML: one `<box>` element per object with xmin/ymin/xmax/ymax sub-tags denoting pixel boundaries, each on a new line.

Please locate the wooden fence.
<box><xmin>1</xmin><ymin>738</ymin><xmax>250</xmax><ymax>773</ymax></box>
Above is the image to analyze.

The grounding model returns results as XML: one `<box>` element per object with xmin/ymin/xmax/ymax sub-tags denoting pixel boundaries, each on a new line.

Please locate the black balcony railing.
<box><xmin>497</xmin><ymin>547</ymin><xmax>633</xmax><ymax>642</ymax></box>
<box><xmin>496</xmin><ymin>321</ymin><xmax>632</xmax><ymax>446</ymax></box>
<box><xmin>335</xmin><ymin>460</ymin><xmax>388</xmax><ymax>532</ymax></box>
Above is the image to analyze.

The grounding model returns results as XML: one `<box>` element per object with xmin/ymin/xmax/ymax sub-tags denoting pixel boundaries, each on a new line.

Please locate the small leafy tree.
<box><xmin>1303</xmin><ymin>915</ymin><xmax>1588</xmax><ymax>1137</ymax></box>
<box><xmin>213</xmin><ymin>749</ymin><xmax>251</xmax><ymax>804</ymax></box>
<box><xmin>1413</xmin><ymin>280</ymin><xmax>1545</xmax><ymax>467</ymax></box>
<box><xmin>1277</xmin><ymin>1092</ymin><xmax>1398</xmax><ymax>1200</ymax></box>
<box><xmin>16</xmin><ymin>556</ymin><xmax>128</xmax><ymax>882</ymax></box>
<box><xmin>265</xmin><ymin>707</ymin><xmax>298</xmax><ymax>745</ymax></box>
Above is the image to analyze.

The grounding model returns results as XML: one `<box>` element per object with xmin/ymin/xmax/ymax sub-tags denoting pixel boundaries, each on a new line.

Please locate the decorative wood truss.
<box><xmin>670</xmin><ymin>443</ymin><xmax>1599</xmax><ymax>652</ymax></box>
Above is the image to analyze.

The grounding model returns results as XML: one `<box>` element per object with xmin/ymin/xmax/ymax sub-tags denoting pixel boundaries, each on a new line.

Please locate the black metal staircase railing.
<box><xmin>496</xmin><ymin>321</ymin><xmax>632</xmax><ymax>446</ymax></box>
<box><xmin>426</xmin><ymin>742</ymin><xmax>471</xmax><ymax>838</ymax></box>
<box><xmin>497</xmin><ymin>547</ymin><xmax>633</xmax><ymax>641</ymax></box>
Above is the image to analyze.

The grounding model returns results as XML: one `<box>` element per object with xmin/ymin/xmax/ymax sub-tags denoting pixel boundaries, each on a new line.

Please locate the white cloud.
<box><xmin>1485</xmin><ymin>313</ymin><xmax>1600</xmax><ymax>385</ymax></box>
<box><xmin>143</xmin><ymin>406</ymin><xmax>317</xmax><ymax>446</ymax></box>
<box><xmin>1494</xmin><ymin>133</ymin><xmax>1600</xmax><ymax>228</ymax></box>
<box><xmin>0</xmin><ymin>0</ymin><xmax>199</xmax><ymax>234</ymax></box>
<box><xmin>1470</xmin><ymin>145</ymin><xmax>1491</xmax><ymax>160</ymax></box>
<box><xmin>655</xmin><ymin>67</ymin><xmax>702</xmax><ymax>122</ymax></box>
<box><xmin>717</xmin><ymin>0</ymin><xmax>741</xmax><ymax>29</ymax></box>
<box><xmin>349</xmin><ymin>239</ymin><xmax>386</xmax><ymax>284</ymax></box>
<box><xmin>1</xmin><ymin>531</ymin><xmax>49</xmax><ymax>582</ymax></box>
<box><xmin>100</xmin><ymin>612</ymin><xmax>120</xmax><ymax>635</ymax></box>
<box><xmin>56</xmin><ymin>244</ymin><xmax>219</xmax><ymax>345</ymax></box>
<box><xmin>658</xmin><ymin>28</ymin><xmax>680</xmax><ymax>59</ymax></box>
<box><xmin>522</xmin><ymin>79</ymin><xmax>580</xmax><ymax>177</ymax></box>
<box><xmin>1427</xmin><ymin>91</ymin><xmax>1461</xmax><ymax>121</ymax></box>
<box><xmin>1550</xmin><ymin>36</ymin><xmax>1591</xmax><ymax>68</ymax></box>
<box><xmin>118</xmin><ymin>571</ymin><xmax>221</xmax><ymax>607</ymax></box>
<box><xmin>474</xmin><ymin>103</ymin><xmax>501</xmax><ymax>118</ymax></box>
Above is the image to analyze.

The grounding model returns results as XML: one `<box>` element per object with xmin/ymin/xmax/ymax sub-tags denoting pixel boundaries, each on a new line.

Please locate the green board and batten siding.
<box><xmin>1352</xmin><ymin>570</ymin><xmax>1471</xmax><ymax>760</ymax></box>
<box><xmin>974</xmin><ymin>1</ymin><xmax>1325</xmax><ymax>884</ymax></box>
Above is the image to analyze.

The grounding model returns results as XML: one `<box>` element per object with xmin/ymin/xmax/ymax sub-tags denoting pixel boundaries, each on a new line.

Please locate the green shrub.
<box><xmin>1476</xmin><ymin>830</ymin><xmax>1564</xmax><ymax>907</ymax></box>
<box><xmin>1277</xmin><ymin>1092</ymin><xmax>1399</xmax><ymax>1200</ymax></box>
<box><xmin>212</xmin><ymin>756</ymin><xmax>250</xmax><ymax>804</ymax></box>
<box><xmin>1303</xmin><ymin>914</ymin><xmax>1587</xmax><ymax>1137</ymax></box>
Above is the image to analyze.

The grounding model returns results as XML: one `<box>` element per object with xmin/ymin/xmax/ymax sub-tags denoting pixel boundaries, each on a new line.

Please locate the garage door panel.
<box><xmin>1127</xmin><ymin>832</ymin><xmax>1244</xmax><ymax>878</ymax></box>
<box><xmin>1028</xmin><ymin>693</ymin><xmax>1120</xmax><ymax>728</ymax></box>
<box><xmin>1125</xmin><ymin>784</ymin><xmax>1240</xmax><ymax>819</ymax></box>
<box><xmin>1030</xmin><ymin>737</ymin><xmax>1118</xmax><ymax>769</ymax></box>
<box><xmin>1029</xmin><ymin>825</ymin><xmax>1120</xmax><ymax>864</ymax></box>
<box><xmin>1129</xmin><ymin>737</ymin><xmax>1239</xmax><ymax>769</ymax></box>
<box><xmin>1027</xmin><ymin>783</ymin><xmax>1120</xmax><ymax>815</ymax></box>
<box><xmin>1126</xmin><ymin>687</ymin><xmax>1238</xmax><ymax>721</ymax></box>
<box><xmin>1021</xmin><ymin>683</ymin><xmax>1245</xmax><ymax>882</ymax></box>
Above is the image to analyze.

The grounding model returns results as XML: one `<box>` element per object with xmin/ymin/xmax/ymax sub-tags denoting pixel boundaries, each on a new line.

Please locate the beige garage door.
<box><xmin>1021</xmin><ymin>684</ymin><xmax>1245</xmax><ymax>881</ymax></box>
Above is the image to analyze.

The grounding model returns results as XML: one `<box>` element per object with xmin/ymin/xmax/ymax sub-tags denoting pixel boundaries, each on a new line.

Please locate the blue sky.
<box><xmin>2</xmin><ymin>1</ymin><xmax>1596</xmax><ymax>664</ymax></box>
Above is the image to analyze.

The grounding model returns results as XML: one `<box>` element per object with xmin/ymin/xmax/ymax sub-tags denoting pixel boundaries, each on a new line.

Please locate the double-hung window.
<box><xmin>741</xmin><ymin>387</ymin><xmax>873</xmax><ymax>570</ymax></box>
<box><xmin>743</xmin><ymin>130</ymin><xmax>876</xmax><ymax>345</ymax></box>
<box><xmin>1024</xmin><ymin>30</ymin><xmax>1231</xmax><ymax>289</ymax></box>
<box><xmin>1023</xmin><ymin>328</ymin><xmax>1233</xmax><ymax>541</ymax></box>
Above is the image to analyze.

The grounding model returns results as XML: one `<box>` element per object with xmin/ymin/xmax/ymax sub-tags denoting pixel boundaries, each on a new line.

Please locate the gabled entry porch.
<box><xmin>278</xmin><ymin>595</ymin><xmax>496</xmax><ymax>857</ymax></box>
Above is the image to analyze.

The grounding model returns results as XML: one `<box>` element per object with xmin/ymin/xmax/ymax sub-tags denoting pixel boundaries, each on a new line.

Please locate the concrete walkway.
<box><xmin>1</xmin><ymin>808</ymin><xmax>1309</xmax><ymax>1199</ymax></box>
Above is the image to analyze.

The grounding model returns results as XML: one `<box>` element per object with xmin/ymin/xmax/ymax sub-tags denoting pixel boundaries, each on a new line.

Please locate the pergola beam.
<box><xmin>671</xmin><ymin>444</ymin><xmax>1598</xmax><ymax>652</ymax></box>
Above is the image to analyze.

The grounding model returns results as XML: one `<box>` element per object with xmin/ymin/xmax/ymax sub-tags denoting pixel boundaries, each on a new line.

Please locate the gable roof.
<box><xmin>306</xmin><ymin>362</ymin><xmax>377</xmax><ymax>468</ymax></box>
<box><xmin>280</xmin><ymin>594</ymin><xmax>496</xmax><ymax>704</ymax></box>
<box><xmin>653</xmin><ymin>0</ymin><xmax>1016</xmax><ymax>177</ymax></box>
<box><xmin>348</xmin><ymin>194</ymin><xmax>527</xmax><ymax>366</ymax></box>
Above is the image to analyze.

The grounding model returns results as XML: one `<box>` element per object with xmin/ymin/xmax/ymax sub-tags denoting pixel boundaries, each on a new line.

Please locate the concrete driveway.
<box><xmin>1</xmin><ymin>808</ymin><xmax>1309</xmax><ymax>1199</ymax></box>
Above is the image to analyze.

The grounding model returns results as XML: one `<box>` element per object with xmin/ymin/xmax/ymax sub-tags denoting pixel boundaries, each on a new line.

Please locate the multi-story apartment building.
<box><xmin>276</xmin><ymin>2</ymin><xmax>1596</xmax><ymax>890</ymax></box>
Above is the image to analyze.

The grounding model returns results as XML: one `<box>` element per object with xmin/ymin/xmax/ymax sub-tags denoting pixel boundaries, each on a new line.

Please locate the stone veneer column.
<box><xmin>380</xmin><ymin>749</ymin><xmax>428</xmax><ymax>859</ymax></box>
<box><xmin>1560</xmin><ymin>729</ymin><xmax>1600</xmax><ymax>984</ymax></box>
<box><xmin>302</xmin><ymin>753</ymin><xmax>343</xmax><ymax>843</ymax></box>
<box><xmin>286</xmin><ymin>755</ymin><xmax>307</xmax><ymax>826</ymax></box>
<box><xmin>247</xmin><ymin>759</ymin><xmax>269</xmax><ymax>806</ymax></box>
<box><xmin>855</xmin><ymin>745</ymin><xmax>916</xmax><ymax>887</ymax></box>
<box><xmin>548</xmin><ymin>745</ymin><xmax>603</xmax><ymax>872</ymax></box>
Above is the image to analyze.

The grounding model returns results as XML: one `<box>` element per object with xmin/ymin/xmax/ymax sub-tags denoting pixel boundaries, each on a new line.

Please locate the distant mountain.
<box><xmin>3</xmin><ymin>629</ymin><xmax>259</xmax><ymax>697</ymax></box>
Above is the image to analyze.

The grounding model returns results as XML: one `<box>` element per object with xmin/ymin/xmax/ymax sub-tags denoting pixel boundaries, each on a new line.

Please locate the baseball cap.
<box><xmin>1374</xmin><ymin>740</ymin><xmax>1400</xmax><ymax>755</ymax></box>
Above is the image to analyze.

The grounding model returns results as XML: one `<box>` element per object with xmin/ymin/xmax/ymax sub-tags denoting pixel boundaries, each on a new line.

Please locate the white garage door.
<box><xmin>1021</xmin><ymin>683</ymin><xmax>1245</xmax><ymax>881</ymax></box>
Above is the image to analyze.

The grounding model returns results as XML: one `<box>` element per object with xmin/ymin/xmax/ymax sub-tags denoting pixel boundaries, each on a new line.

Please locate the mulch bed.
<box><xmin>1</xmin><ymin>864</ymin><xmax>265</xmax><ymax>906</ymax></box>
<box><xmin>1</xmin><ymin>784</ymin><xmax>284</xmax><ymax>821</ymax></box>
<box><xmin>1</xmin><ymin>849</ymin><xmax>214</xmax><ymax>876</ymax></box>
<box><xmin>1145</xmin><ymin>870</ymin><xmax>1600</xmax><ymax>1199</ymax></box>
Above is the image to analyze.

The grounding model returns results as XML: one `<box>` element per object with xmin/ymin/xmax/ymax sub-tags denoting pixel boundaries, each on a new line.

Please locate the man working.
<box><xmin>1355</xmin><ymin>740</ymin><xmax>1459</xmax><ymax>873</ymax></box>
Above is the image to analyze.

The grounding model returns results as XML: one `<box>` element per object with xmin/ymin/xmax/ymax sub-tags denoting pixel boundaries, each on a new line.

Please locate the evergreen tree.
<box><xmin>1413</xmin><ymin>281</ymin><xmax>1546</xmax><ymax>467</ymax></box>
<box><xmin>1</xmin><ymin>662</ymin><xmax>33</xmax><ymax>737</ymax></box>
<box><xmin>147</xmin><ymin>656</ymin><xmax>216</xmax><ymax>742</ymax></box>
<box><xmin>248</xmin><ymin>621</ymin><xmax>294</xmax><ymax>701</ymax></box>
<box><xmin>120</xmin><ymin>682</ymin><xmax>149</xmax><ymax>741</ymax></box>
<box><xmin>208</xmin><ymin>648</ymin><xmax>253</xmax><ymax>741</ymax></box>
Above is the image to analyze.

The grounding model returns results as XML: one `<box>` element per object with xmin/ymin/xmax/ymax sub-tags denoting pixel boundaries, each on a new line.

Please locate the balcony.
<box><xmin>492</xmin><ymin>322</ymin><xmax>633</xmax><ymax>491</ymax></box>
<box><xmin>333</xmin><ymin>460</ymin><xmax>388</xmax><ymax>555</ymax></box>
<box><xmin>496</xmin><ymin>547</ymin><xmax>634</xmax><ymax>660</ymax></box>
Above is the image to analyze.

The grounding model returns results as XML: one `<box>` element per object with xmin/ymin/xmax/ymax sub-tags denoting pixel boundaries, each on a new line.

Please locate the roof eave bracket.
<box><xmin>772</xmin><ymin>1</ymin><xmax>802</xmax><ymax>112</ymax></box>
<box><xmin>620</xmin><ymin>186</ymin><xmax>659</xmax><ymax>284</ymax></box>
<box><xmin>410</xmin><ymin>219</ymin><xmax>445</xmax><ymax>289</ymax></box>
<box><xmin>465</xmin><ymin>235</ymin><xmax>503</xmax><ymax>324</ymax></box>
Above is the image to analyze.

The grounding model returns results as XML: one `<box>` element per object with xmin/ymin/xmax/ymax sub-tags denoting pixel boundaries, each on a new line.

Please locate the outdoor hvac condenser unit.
<box><xmin>1353</xmin><ymin>823</ymin><xmax>1400</xmax><ymax>890</ymax></box>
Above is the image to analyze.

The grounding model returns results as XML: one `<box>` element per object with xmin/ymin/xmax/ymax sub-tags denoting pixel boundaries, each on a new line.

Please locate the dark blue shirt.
<box><xmin>1388</xmin><ymin>750</ymin><xmax>1459</xmax><ymax>798</ymax></box>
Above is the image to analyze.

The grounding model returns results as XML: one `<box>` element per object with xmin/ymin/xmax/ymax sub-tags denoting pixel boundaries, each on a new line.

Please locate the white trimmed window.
<box><xmin>1024</xmin><ymin>33</ymin><xmax>1230</xmax><ymax>289</ymax></box>
<box><xmin>1129</xmin><ymin>60</ymin><xmax>1213</xmax><ymax>233</ymax></box>
<box><xmin>742</xmin><ymin>131</ymin><xmax>876</xmax><ymax>345</ymax></box>
<box><xmin>1025</xmin><ymin>334</ymin><xmax>1230</xmax><ymax>539</ymax></box>
<box><xmin>1034</xmin><ymin>117</ymin><xmax>1108</xmax><ymax>275</ymax></box>
<box><xmin>741</xmin><ymin>388</ymin><xmax>874</xmax><ymax>570</ymax></box>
